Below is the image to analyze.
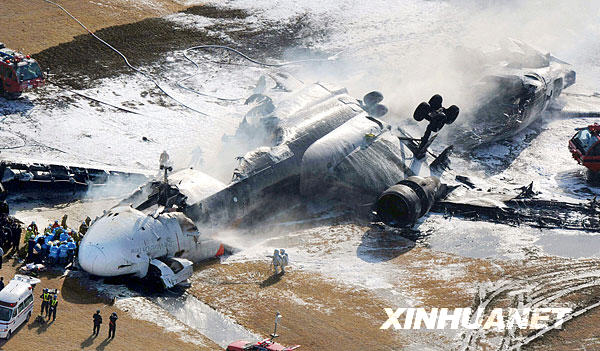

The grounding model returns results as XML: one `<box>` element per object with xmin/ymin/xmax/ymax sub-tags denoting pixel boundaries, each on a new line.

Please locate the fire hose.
<box><xmin>176</xmin><ymin>46</ymin><xmax>340</xmax><ymax>101</ymax></box>
<box><xmin>40</xmin><ymin>0</ymin><xmax>210</xmax><ymax>116</ymax></box>
<box><xmin>40</xmin><ymin>0</ymin><xmax>340</xmax><ymax>109</ymax></box>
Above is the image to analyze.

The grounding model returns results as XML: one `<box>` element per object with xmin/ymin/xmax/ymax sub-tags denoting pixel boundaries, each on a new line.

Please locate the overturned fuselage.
<box><xmin>80</xmin><ymin>82</ymin><xmax>448</xmax><ymax>283</ymax></box>
<box><xmin>187</xmin><ymin>83</ymin><xmax>444</xmax><ymax>229</ymax></box>
<box><xmin>447</xmin><ymin>42</ymin><xmax>576</xmax><ymax>150</ymax></box>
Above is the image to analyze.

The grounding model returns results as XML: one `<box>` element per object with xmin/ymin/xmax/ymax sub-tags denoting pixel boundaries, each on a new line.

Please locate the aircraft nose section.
<box><xmin>79</xmin><ymin>207</ymin><xmax>149</xmax><ymax>277</ymax></box>
<box><xmin>78</xmin><ymin>244</ymin><xmax>109</xmax><ymax>276</ymax></box>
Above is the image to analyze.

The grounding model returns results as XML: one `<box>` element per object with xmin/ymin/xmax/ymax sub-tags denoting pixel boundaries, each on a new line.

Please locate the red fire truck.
<box><xmin>0</xmin><ymin>43</ymin><xmax>45</xmax><ymax>99</ymax></box>
<box><xmin>226</xmin><ymin>339</ymin><xmax>300</xmax><ymax>351</ymax></box>
<box><xmin>227</xmin><ymin>313</ymin><xmax>300</xmax><ymax>351</ymax></box>
<box><xmin>569</xmin><ymin>123</ymin><xmax>600</xmax><ymax>179</ymax></box>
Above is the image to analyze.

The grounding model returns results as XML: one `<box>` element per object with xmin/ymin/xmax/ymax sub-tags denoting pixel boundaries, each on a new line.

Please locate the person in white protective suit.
<box><xmin>280</xmin><ymin>249</ymin><xmax>289</xmax><ymax>274</ymax></box>
<box><xmin>272</xmin><ymin>249</ymin><xmax>282</xmax><ymax>274</ymax></box>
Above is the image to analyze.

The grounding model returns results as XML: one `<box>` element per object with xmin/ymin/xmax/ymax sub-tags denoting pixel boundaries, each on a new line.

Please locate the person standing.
<box><xmin>48</xmin><ymin>243</ymin><xmax>59</xmax><ymax>266</ymax></box>
<box><xmin>108</xmin><ymin>312</ymin><xmax>118</xmax><ymax>339</ymax></box>
<box><xmin>40</xmin><ymin>289</ymin><xmax>50</xmax><ymax>316</ymax></box>
<box><xmin>27</xmin><ymin>235</ymin><xmax>35</xmax><ymax>263</ymax></box>
<box><xmin>61</xmin><ymin>214</ymin><xmax>68</xmax><ymax>229</ymax></box>
<box><xmin>78</xmin><ymin>221</ymin><xmax>87</xmax><ymax>235</ymax></box>
<box><xmin>66</xmin><ymin>238</ymin><xmax>76</xmax><ymax>264</ymax></box>
<box><xmin>10</xmin><ymin>223</ymin><xmax>20</xmax><ymax>252</ymax></box>
<box><xmin>48</xmin><ymin>294</ymin><xmax>58</xmax><ymax>321</ymax></box>
<box><xmin>280</xmin><ymin>248</ymin><xmax>289</xmax><ymax>274</ymax></box>
<box><xmin>271</xmin><ymin>249</ymin><xmax>281</xmax><ymax>274</ymax></box>
<box><xmin>41</xmin><ymin>235</ymin><xmax>50</xmax><ymax>260</ymax></box>
<box><xmin>33</xmin><ymin>238</ymin><xmax>42</xmax><ymax>264</ymax></box>
<box><xmin>93</xmin><ymin>310</ymin><xmax>102</xmax><ymax>336</ymax></box>
<box><xmin>27</xmin><ymin>221</ymin><xmax>38</xmax><ymax>235</ymax></box>
<box><xmin>0</xmin><ymin>245</ymin><xmax>4</xmax><ymax>269</ymax></box>
<box><xmin>0</xmin><ymin>277</ymin><xmax>4</xmax><ymax>291</ymax></box>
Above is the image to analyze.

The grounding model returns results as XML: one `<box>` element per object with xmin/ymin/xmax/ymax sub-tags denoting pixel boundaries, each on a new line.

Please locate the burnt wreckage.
<box><xmin>447</xmin><ymin>40</ymin><xmax>576</xmax><ymax>150</ymax></box>
<box><xmin>1</xmin><ymin>45</ymin><xmax>596</xmax><ymax>239</ymax></box>
<box><xmin>134</xmin><ymin>70</ymin><xmax>596</xmax><ymax>235</ymax></box>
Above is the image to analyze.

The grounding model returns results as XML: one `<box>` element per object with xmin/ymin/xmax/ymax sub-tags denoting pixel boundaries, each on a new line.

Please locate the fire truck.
<box><xmin>568</xmin><ymin>123</ymin><xmax>600</xmax><ymax>179</ymax></box>
<box><xmin>0</xmin><ymin>43</ymin><xmax>45</xmax><ymax>99</ymax></box>
<box><xmin>227</xmin><ymin>313</ymin><xmax>300</xmax><ymax>351</ymax></box>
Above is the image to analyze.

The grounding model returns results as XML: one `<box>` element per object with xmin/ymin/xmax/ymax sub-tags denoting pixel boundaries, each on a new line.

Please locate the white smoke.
<box><xmin>279</xmin><ymin>0</ymin><xmax>600</xmax><ymax>121</ymax></box>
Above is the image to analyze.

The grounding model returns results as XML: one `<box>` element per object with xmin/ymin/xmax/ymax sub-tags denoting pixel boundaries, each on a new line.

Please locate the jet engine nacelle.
<box><xmin>375</xmin><ymin>176</ymin><xmax>445</xmax><ymax>227</ymax></box>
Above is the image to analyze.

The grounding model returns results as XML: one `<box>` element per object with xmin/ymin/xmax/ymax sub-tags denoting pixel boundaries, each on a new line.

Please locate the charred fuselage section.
<box><xmin>447</xmin><ymin>45</ymin><xmax>576</xmax><ymax>150</ymax></box>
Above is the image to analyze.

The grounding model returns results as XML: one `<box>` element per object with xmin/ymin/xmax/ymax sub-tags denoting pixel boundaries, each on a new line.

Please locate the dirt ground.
<box><xmin>189</xmin><ymin>261</ymin><xmax>405</xmax><ymax>350</ymax></box>
<box><xmin>0</xmin><ymin>255</ymin><xmax>219</xmax><ymax>351</ymax></box>
<box><xmin>187</xmin><ymin>244</ymin><xmax>511</xmax><ymax>350</ymax></box>
<box><xmin>3</xmin><ymin>0</ymin><xmax>320</xmax><ymax>89</ymax></box>
<box><xmin>1</xmin><ymin>0</ymin><xmax>189</xmax><ymax>54</ymax></box>
<box><xmin>526</xmin><ymin>306</ymin><xmax>600</xmax><ymax>351</ymax></box>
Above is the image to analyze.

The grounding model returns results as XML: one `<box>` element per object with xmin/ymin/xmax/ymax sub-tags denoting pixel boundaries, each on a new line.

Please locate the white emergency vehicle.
<box><xmin>0</xmin><ymin>275</ymin><xmax>41</xmax><ymax>339</ymax></box>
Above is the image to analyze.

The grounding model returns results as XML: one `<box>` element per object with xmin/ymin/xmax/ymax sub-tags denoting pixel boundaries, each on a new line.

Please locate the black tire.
<box><xmin>5</xmin><ymin>330</ymin><xmax>10</xmax><ymax>340</ymax></box>
<box><xmin>445</xmin><ymin>105</ymin><xmax>460</xmax><ymax>124</ymax></box>
<box><xmin>26</xmin><ymin>311</ymin><xmax>31</xmax><ymax>322</ymax></box>
<box><xmin>428</xmin><ymin>94</ymin><xmax>443</xmax><ymax>110</ymax></box>
<box><xmin>363</xmin><ymin>91</ymin><xmax>384</xmax><ymax>106</ymax></box>
<box><xmin>413</xmin><ymin>102</ymin><xmax>430</xmax><ymax>122</ymax></box>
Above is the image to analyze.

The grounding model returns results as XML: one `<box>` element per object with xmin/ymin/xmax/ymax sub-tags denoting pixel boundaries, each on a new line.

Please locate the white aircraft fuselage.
<box><xmin>79</xmin><ymin>206</ymin><xmax>224</xmax><ymax>278</ymax></box>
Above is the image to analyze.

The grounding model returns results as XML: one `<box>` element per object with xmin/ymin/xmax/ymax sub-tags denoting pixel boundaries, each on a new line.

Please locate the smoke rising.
<box><xmin>282</xmin><ymin>0</ymin><xmax>600</xmax><ymax>123</ymax></box>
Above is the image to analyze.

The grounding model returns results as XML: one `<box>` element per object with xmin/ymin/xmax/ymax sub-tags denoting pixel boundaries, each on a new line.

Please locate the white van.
<box><xmin>0</xmin><ymin>275</ymin><xmax>40</xmax><ymax>339</ymax></box>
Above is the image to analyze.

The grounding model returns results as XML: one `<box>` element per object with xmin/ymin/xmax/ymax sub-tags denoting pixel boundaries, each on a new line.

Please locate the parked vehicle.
<box><xmin>0</xmin><ymin>275</ymin><xmax>41</xmax><ymax>339</ymax></box>
<box><xmin>0</xmin><ymin>43</ymin><xmax>45</xmax><ymax>99</ymax></box>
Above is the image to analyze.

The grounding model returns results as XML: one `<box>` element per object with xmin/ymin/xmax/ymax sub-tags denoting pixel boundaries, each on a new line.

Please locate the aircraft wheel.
<box><xmin>363</xmin><ymin>91</ymin><xmax>384</xmax><ymax>106</ymax></box>
<box><xmin>445</xmin><ymin>105</ymin><xmax>460</xmax><ymax>124</ymax></box>
<box><xmin>368</xmin><ymin>104</ymin><xmax>388</xmax><ymax>118</ymax></box>
<box><xmin>428</xmin><ymin>94</ymin><xmax>443</xmax><ymax>110</ymax></box>
<box><xmin>413</xmin><ymin>102</ymin><xmax>430</xmax><ymax>121</ymax></box>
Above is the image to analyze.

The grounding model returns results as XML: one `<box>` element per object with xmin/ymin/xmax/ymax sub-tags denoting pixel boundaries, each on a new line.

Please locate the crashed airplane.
<box><xmin>447</xmin><ymin>40</ymin><xmax>576</xmax><ymax>150</ymax></box>
<box><xmin>78</xmin><ymin>81</ymin><xmax>456</xmax><ymax>288</ymax></box>
<box><xmin>75</xmin><ymin>46</ymin><xmax>593</xmax><ymax>289</ymax></box>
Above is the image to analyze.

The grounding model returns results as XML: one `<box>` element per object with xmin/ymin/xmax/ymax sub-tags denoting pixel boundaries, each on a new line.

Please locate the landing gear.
<box><xmin>412</xmin><ymin>94</ymin><xmax>459</xmax><ymax>159</ymax></box>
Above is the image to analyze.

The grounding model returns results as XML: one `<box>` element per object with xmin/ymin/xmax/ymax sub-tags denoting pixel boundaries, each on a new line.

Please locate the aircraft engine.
<box><xmin>375</xmin><ymin>176</ymin><xmax>445</xmax><ymax>227</ymax></box>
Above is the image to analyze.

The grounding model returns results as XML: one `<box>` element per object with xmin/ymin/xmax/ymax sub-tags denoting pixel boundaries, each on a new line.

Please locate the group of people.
<box><xmin>271</xmin><ymin>249</ymin><xmax>289</xmax><ymax>275</ymax></box>
<box><xmin>93</xmin><ymin>310</ymin><xmax>118</xmax><ymax>339</ymax></box>
<box><xmin>26</xmin><ymin>215</ymin><xmax>91</xmax><ymax>267</ymax></box>
<box><xmin>0</xmin><ymin>206</ymin><xmax>22</xmax><ymax>258</ymax></box>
